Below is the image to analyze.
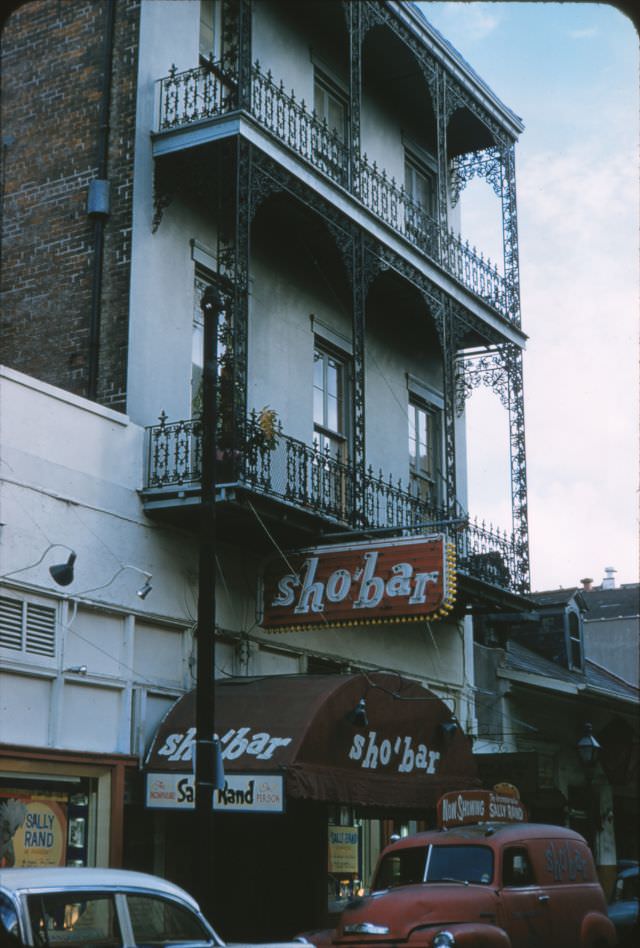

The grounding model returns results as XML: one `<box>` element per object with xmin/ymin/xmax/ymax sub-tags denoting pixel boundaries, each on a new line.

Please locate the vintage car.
<box><xmin>300</xmin><ymin>790</ymin><xmax>616</xmax><ymax>948</ymax></box>
<box><xmin>608</xmin><ymin>863</ymin><xmax>639</xmax><ymax>947</ymax></box>
<box><xmin>0</xmin><ymin>867</ymin><xmax>301</xmax><ymax>947</ymax></box>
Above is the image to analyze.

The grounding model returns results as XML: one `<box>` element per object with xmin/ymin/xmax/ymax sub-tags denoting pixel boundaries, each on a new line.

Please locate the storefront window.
<box><xmin>0</xmin><ymin>779</ymin><xmax>93</xmax><ymax>868</ymax></box>
<box><xmin>327</xmin><ymin>807</ymin><xmax>363</xmax><ymax>913</ymax></box>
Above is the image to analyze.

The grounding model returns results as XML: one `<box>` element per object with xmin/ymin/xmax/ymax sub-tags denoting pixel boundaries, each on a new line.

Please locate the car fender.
<box><xmin>409</xmin><ymin>922</ymin><xmax>512</xmax><ymax>948</ymax></box>
<box><xmin>580</xmin><ymin>910</ymin><xmax>617</xmax><ymax>948</ymax></box>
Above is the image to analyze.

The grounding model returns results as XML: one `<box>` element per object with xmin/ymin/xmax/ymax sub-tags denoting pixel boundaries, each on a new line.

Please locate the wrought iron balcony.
<box><xmin>156</xmin><ymin>61</ymin><xmax>510</xmax><ymax>321</ymax></box>
<box><xmin>144</xmin><ymin>411</ymin><xmax>524</xmax><ymax>593</ymax></box>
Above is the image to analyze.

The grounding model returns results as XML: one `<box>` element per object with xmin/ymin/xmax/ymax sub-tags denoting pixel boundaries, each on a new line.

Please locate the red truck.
<box><xmin>301</xmin><ymin>789</ymin><xmax>616</xmax><ymax>948</ymax></box>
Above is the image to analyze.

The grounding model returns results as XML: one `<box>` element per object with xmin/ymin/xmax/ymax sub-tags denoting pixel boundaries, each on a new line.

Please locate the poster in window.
<box><xmin>328</xmin><ymin>826</ymin><xmax>359</xmax><ymax>874</ymax></box>
<box><xmin>0</xmin><ymin>789</ymin><xmax>68</xmax><ymax>867</ymax></box>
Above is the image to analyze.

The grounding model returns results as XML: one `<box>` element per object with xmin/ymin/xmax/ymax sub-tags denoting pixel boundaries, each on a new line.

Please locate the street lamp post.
<box><xmin>577</xmin><ymin>722</ymin><xmax>601</xmax><ymax>853</ymax></box>
<box><xmin>195</xmin><ymin>284</ymin><xmax>226</xmax><ymax>919</ymax></box>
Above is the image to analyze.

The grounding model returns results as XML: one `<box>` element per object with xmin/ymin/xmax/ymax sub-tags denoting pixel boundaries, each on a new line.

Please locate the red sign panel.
<box><xmin>261</xmin><ymin>535</ymin><xmax>453</xmax><ymax>630</ymax></box>
<box><xmin>438</xmin><ymin>789</ymin><xmax>528</xmax><ymax>829</ymax></box>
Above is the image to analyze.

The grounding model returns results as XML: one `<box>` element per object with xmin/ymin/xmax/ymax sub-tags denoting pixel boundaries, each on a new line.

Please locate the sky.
<box><xmin>417</xmin><ymin>1</ymin><xmax>639</xmax><ymax>592</ymax></box>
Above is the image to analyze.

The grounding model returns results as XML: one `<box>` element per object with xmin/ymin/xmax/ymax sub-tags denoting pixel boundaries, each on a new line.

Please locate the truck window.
<box><xmin>503</xmin><ymin>847</ymin><xmax>534</xmax><ymax>886</ymax></box>
<box><xmin>374</xmin><ymin>845</ymin><xmax>494</xmax><ymax>889</ymax></box>
<box><xmin>427</xmin><ymin>845</ymin><xmax>494</xmax><ymax>885</ymax></box>
<box><xmin>374</xmin><ymin>847</ymin><xmax>428</xmax><ymax>889</ymax></box>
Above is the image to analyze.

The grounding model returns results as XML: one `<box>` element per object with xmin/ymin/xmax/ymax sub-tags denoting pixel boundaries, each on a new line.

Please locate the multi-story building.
<box><xmin>1</xmin><ymin>0</ymin><xmax>535</xmax><ymax>936</ymax></box>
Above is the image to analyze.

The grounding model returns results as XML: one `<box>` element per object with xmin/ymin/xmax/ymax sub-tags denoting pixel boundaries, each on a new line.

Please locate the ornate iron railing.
<box><xmin>145</xmin><ymin>412</ymin><xmax>523</xmax><ymax>591</ymax></box>
<box><xmin>158</xmin><ymin>61</ymin><xmax>236</xmax><ymax>129</ymax></box>
<box><xmin>156</xmin><ymin>61</ymin><xmax>510</xmax><ymax>320</ymax></box>
<box><xmin>250</xmin><ymin>67</ymin><xmax>349</xmax><ymax>188</ymax></box>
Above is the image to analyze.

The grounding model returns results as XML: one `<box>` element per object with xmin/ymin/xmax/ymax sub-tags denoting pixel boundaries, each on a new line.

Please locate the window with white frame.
<box><xmin>0</xmin><ymin>594</ymin><xmax>56</xmax><ymax>658</ymax></box>
<box><xmin>199</xmin><ymin>0</ymin><xmax>221</xmax><ymax>62</ymax></box>
<box><xmin>314</xmin><ymin>73</ymin><xmax>347</xmax><ymax>140</ymax></box>
<box><xmin>408</xmin><ymin>395</ymin><xmax>442</xmax><ymax>507</ymax></box>
<box><xmin>191</xmin><ymin>269</ymin><xmax>210</xmax><ymax>415</ymax></box>
<box><xmin>404</xmin><ymin>149</ymin><xmax>437</xmax><ymax>245</ymax></box>
<box><xmin>313</xmin><ymin>343</ymin><xmax>349</xmax><ymax>462</ymax></box>
<box><xmin>313</xmin><ymin>71</ymin><xmax>348</xmax><ymax>182</ymax></box>
<box><xmin>568</xmin><ymin>611</ymin><xmax>583</xmax><ymax>670</ymax></box>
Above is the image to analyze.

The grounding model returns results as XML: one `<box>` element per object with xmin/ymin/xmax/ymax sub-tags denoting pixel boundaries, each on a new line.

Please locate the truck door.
<box><xmin>499</xmin><ymin>846</ymin><xmax>552</xmax><ymax>948</ymax></box>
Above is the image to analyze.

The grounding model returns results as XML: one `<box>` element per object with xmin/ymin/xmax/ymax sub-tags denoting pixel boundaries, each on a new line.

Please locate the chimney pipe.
<box><xmin>580</xmin><ymin>577</ymin><xmax>594</xmax><ymax>591</ymax></box>
<box><xmin>601</xmin><ymin>567</ymin><xmax>617</xmax><ymax>590</ymax></box>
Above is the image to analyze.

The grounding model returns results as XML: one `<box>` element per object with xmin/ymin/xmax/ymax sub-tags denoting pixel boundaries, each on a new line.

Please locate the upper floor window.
<box><xmin>313</xmin><ymin>72</ymin><xmax>348</xmax><ymax>183</ymax></box>
<box><xmin>404</xmin><ymin>149</ymin><xmax>437</xmax><ymax>247</ymax></box>
<box><xmin>408</xmin><ymin>396</ymin><xmax>441</xmax><ymax>507</ymax></box>
<box><xmin>314</xmin><ymin>343</ymin><xmax>349</xmax><ymax>462</ymax></box>
<box><xmin>567</xmin><ymin>611</ymin><xmax>583</xmax><ymax>670</ymax></box>
<box><xmin>199</xmin><ymin>0</ymin><xmax>221</xmax><ymax>62</ymax></box>
<box><xmin>191</xmin><ymin>269</ymin><xmax>210</xmax><ymax>415</ymax></box>
<box><xmin>314</xmin><ymin>73</ymin><xmax>347</xmax><ymax>140</ymax></box>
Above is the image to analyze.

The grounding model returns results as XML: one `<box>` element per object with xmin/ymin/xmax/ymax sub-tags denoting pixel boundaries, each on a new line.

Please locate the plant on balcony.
<box><xmin>249</xmin><ymin>406</ymin><xmax>280</xmax><ymax>451</ymax></box>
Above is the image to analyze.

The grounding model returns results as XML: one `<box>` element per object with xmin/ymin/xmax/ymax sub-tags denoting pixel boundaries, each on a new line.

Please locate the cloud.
<box><xmin>568</xmin><ymin>27</ymin><xmax>597</xmax><ymax>39</ymax></box>
<box><xmin>517</xmin><ymin>142</ymin><xmax>638</xmax><ymax>588</ymax></box>
<box><xmin>464</xmin><ymin>136</ymin><xmax>638</xmax><ymax>590</ymax></box>
<box><xmin>421</xmin><ymin>2</ymin><xmax>500</xmax><ymax>44</ymax></box>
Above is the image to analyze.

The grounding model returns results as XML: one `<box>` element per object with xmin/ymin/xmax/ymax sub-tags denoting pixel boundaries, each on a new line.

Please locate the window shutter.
<box><xmin>26</xmin><ymin>603</ymin><xmax>56</xmax><ymax>657</ymax></box>
<box><xmin>0</xmin><ymin>595</ymin><xmax>56</xmax><ymax>657</ymax></box>
<box><xmin>0</xmin><ymin>596</ymin><xmax>23</xmax><ymax>650</ymax></box>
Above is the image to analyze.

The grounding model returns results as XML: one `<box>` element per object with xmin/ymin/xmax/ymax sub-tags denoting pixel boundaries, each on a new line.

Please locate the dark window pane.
<box><xmin>27</xmin><ymin>892</ymin><xmax>120</xmax><ymax>947</ymax></box>
<box><xmin>427</xmin><ymin>845</ymin><xmax>494</xmax><ymax>885</ymax></box>
<box><xmin>127</xmin><ymin>894</ymin><xmax>211</xmax><ymax>945</ymax></box>
<box><xmin>374</xmin><ymin>847</ymin><xmax>428</xmax><ymax>889</ymax></box>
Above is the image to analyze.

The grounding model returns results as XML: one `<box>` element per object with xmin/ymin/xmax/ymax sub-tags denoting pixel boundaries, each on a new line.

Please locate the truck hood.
<box><xmin>334</xmin><ymin>884</ymin><xmax>498</xmax><ymax>942</ymax></box>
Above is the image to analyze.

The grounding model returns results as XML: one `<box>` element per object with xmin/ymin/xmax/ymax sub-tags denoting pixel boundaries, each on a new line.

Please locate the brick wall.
<box><xmin>0</xmin><ymin>0</ymin><xmax>140</xmax><ymax>412</ymax></box>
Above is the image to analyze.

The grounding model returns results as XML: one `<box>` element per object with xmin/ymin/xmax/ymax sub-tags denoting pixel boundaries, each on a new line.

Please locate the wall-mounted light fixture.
<box><xmin>75</xmin><ymin>564</ymin><xmax>152</xmax><ymax>600</ymax></box>
<box><xmin>64</xmin><ymin>665</ymin><xmax>88</xmax><ymax>676</ymax></box>
<box><xmin>439</xmin><ymin>720</ymin><xmax>458</xmax><ymax>749</ymax></box>
<box><xmin>346</xmin><ymin>697</ymin><xmax>369</xmax><ymax>728</ymax></box>
<box><xmin>2</xmin><ymin>543</ymin><xmax>77</xmax><ymax>587</ymax></box>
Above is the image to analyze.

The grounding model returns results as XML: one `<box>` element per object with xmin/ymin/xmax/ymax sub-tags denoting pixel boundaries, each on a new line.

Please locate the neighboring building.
<box><xmin>580</xmin><ymin>571</ymin><xmax>639</xmax><ymax>688</ymax></box>
<box><xmin>3</xmin><ymin>0</ymin><xmax>535</xmax><ymax>936</ymax></box>
<box><xmin>474</xmin><ymin>586</ymin><xmax>639</xmax><ymax>898</ymax></box>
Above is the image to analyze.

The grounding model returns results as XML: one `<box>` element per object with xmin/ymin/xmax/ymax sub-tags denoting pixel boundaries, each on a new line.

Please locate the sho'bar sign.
<box><xmin>261</xmin><ymin>534</ymin><xmax>455</xmax><ymax>631</ymax></box>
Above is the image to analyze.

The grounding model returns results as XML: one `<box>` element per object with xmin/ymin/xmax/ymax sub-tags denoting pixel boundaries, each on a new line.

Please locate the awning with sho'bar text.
<box><xmin>145</xmin><ymin>673</ymin><xmax>479</xmax><ymax>809</ymax></box>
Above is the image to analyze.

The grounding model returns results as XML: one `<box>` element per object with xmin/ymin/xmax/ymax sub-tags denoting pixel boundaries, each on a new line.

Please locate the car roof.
<box><xmin>382</xmin><ymin>823</ymin><xmax>587</xmax><ymax>851</ymax></box>
<box><xmin>0</xmin><ymin>867</ymin><xmax>200</xmax><ymax>908</ymax></box>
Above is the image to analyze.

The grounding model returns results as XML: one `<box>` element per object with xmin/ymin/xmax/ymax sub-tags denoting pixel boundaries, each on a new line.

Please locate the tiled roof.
<box><xmin>502</xmin><ymin>639</ymin><xmax>639</xmax><ymax>703</ymax></box>
<box><xmin>529</xmin><ymin>588</ymin><xmax>581</xmax><ymax>607</ymax></box>
<box><xmin>581</xmin><ymin>584</ymin><xmax>640</xmax><ymax>621</ymax></box>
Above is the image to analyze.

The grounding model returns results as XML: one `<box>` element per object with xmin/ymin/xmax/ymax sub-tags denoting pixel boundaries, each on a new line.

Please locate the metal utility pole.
<box><xmin>195</xmin><ymin>284</ymin><xmax>225</xmax><ymax>919</ymax></box>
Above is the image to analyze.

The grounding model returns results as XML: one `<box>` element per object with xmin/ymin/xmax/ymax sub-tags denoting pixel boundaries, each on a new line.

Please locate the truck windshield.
<box><xmin>374</xmin><ymin>847</ymin><xmax>428</xmax><ymax>889</ymax></box>
<box><xmin>374</xmin><ymin>845</ymin><xmax>494</xmax><ymax>890</ymax></box>
<box><xmin>427</xmin><ymin>845</ymin><xmax>494</xmax><ymax>885</ymax></box>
